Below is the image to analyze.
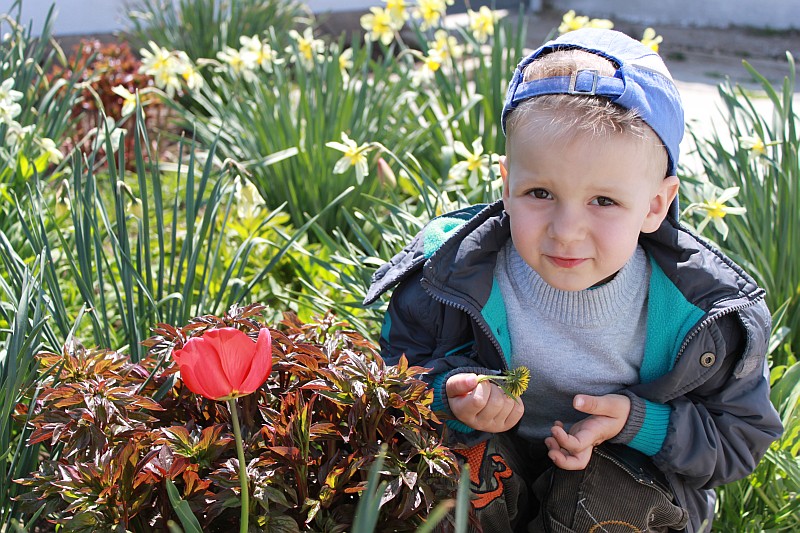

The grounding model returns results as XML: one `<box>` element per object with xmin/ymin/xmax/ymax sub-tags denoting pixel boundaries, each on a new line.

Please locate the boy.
<box><xmin>364</xmin><ymin>28</ymin><xmax>782</xmax><ymax>532</ymax></box>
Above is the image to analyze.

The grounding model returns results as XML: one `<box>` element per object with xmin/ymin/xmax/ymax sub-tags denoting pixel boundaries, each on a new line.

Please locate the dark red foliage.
<box><xmin>15</xmin><ymin>306</ymin><xmax>460</xmax><ymax>531</ymax></box>
<box><xmin>47</xmin><ymin>39</ymin><xmax>171</xmax><ymax>168</ymax></box>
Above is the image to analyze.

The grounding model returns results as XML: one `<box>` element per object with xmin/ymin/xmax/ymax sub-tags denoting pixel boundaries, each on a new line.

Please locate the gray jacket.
<box><xmin>364</xmin><ymin>200</ymin><xmax>782</xmax><ymax>532</ymax></box>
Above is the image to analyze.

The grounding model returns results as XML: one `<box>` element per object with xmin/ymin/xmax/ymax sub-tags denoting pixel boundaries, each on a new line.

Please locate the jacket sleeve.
<box><xmin>379</xmin><ymin>270</ymin><xmax>498</xmax><ymax>443</ymax></box>
<box><xmin>617</xmin><ymin>312</ymin><xmax>783</xmax><ymax>489</ymax></box>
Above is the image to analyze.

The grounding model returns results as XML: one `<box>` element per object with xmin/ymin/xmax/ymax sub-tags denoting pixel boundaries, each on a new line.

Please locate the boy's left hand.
<box><xmin>544</xmin><ymin>393</ymin><xmax>631</xmax><ymax>470</ymax></box>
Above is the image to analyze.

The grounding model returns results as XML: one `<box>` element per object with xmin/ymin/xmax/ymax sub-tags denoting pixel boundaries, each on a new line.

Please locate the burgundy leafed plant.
<box><xmin>14</xmin><ymin>305</ymin><xmax>460</xmax><ymax>531</ymax></box>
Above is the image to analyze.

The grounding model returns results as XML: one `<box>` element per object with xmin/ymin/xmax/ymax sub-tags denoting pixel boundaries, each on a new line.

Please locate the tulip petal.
<box><xmin>238</xmin><ymin>328</ymin><xmax>273</xmax><ymax>394</ymax></box>
<box><xmin>173</xmin><ymin>334</ymin><xmax>234</xmax><ymax>400</ymax></box>
<box><xmin>203</xmin><ymin>328</ymin><xmax>258</xmax><ymax>392</ymax></box>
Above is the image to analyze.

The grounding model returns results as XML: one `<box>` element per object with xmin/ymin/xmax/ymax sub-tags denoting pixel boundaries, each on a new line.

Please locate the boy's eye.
<box><xmin>529</xmin><ymin>188</ymin><xmax>551</xmax><ymax>199</ymax></box>
<box><xmin>593</xmin><ymin>196</ymin><xmax>616</xmax><ymax>207</ymax></box>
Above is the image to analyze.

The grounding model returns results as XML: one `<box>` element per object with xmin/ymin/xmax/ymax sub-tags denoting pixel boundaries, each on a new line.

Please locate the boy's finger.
<box><xmin>446</xmin><ymin>373</ymin><xmax>479</xmax><ymax>397</ymax></box>
<box><xmin>573</xmin><ymin>394</ymin><xmax>618</xmax><ymax>416</ymax></box>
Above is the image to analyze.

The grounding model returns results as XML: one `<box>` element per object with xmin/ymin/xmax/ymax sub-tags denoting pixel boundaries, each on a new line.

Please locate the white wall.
<box><xmin>0</xmin><ymin>0</ymin><xmax>375</xmax><ymax>37</ymax></box>
<box><xmin>548</xmin><ymin>0</ymin><xmax>799</xmax><ymax>31</ymax></box>
<box><xmin>2</xmin><ymin>0</ymin><xmax>798</xmax><ymax>37</ymax></box>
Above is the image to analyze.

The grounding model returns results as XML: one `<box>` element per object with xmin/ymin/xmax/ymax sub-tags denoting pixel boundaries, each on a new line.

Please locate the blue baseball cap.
<box><xmin>501</xmin><ymin>28</ymin><xmax>684</xmax><ymax>179</ymax></box>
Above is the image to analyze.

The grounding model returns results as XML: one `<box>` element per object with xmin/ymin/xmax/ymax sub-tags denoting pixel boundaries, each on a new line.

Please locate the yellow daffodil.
<box><xmin>112</xmin><ymin>85</ymin><xmax>137</xmax><ymax>117</ymax></box>
<box><xmin>412</xmin><ymin>0</ymin><xmax>453</xmax><ymax>30</ymax></box>
<box><xmin>326</xmin><ymin>132</ymin><xmax>373</xmax><ymax>184</ymax></box>
<box><xmin>384</xmin><ymin>0</ymin><xmax>409</xmax><ymax>23</ymax></box>
<box><xmin>468</xmin><ymin>6</ymin><xmax>497</xmax><ymax>44</ymax></box>
<box><xmin>558</xmin><ymin>10</ymin><xmax>613</xmax><ymax>35</ymax></box>
<box><xmin>361</xmin><ymin>6</ymin><xmax>402</xmax><ymax>46</ymax></box>
<box><xmin>586</xmin><ymin>17</ymin><xmax>614</xmax><ymax>30</ymax></box>
<box><xmin>641</xmin><ymin>28</ymin><xmax>663</xmax><ymax>52</ymax></box>
<box><xmin>683</xmin><ymin>184</ymin><xmax>747</xmax><ymax>240</ymax></box>
<box><xmin>423</xmin><ymin>48</ymin><xmax>444</xmax><ymax>73</ymax></box>
<box><xmin>429</xmin><ymin>29</ymin><xmax>463</xmax><ymax>61</ymax></box>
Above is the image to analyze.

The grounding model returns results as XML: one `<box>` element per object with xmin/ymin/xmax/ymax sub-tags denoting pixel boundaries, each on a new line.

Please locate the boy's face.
<box><xmin>501</xmin><ymin>119</ymin><xmax>678</xmax><ymax>291</ymax></box>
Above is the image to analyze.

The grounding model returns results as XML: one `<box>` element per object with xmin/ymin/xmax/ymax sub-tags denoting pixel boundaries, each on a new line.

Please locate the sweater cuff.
<box><xmin>610</xmin><ymin>390</ymin><xmax>671</xmax><ymax>457</ymax></box>
<box><xmin>431</xmin><ymin>367</ymin><xmax>499</xmax><ymax>434</ymax></box>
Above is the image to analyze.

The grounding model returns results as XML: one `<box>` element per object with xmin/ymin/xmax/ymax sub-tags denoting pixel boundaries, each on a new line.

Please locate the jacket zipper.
<box><xmin>592</xmin><ymin>447</ymin><xmax>674</xmax><ymax>500</ymax></box>
<box><xmin>420</xmin><ymin>279</ymin><xmax>509</xmax><ymax>372</ymax></box>
<box><xmin>673</xmin><ymin>294</ymin><xmax>765</xmax><ymax>367</ymax></box>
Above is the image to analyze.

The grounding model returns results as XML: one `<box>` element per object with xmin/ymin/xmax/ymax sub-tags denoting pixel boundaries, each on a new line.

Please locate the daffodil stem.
<box><xmin>228</xmin><ymin>398</ymin><xmax>249</xmax><ymax>533</ymax></box>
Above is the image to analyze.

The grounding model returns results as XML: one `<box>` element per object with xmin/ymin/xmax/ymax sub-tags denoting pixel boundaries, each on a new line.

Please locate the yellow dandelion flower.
<box><xmin>477</xmin><ymin>366</ymin><xmax>531</xmax><ymax>399</ymax></box>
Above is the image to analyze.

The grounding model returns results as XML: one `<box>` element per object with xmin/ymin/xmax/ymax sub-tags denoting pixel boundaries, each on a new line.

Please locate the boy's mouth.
<box><xmin>546</xmin><ymin>256</ymin><xmax>587</xmax><ymax>268</ymax></box>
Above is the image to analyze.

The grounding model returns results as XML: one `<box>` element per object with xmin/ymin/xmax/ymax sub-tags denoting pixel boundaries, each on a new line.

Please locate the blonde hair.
<box><xmin>505</xmin><ymin>49</ymin><xmax>668</xmax><ymax>178</ymax></box>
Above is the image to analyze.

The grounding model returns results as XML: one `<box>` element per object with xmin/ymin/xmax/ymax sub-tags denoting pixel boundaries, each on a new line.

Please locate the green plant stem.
<box><xmin>227</xmin><ymin>398</ymin><xmax>249</xmax><ymax>533</ymax></box>
<box><xmin>752</xmin><ymin>483</ymin><xmax>780</xmax><ymax>515</ymax></box>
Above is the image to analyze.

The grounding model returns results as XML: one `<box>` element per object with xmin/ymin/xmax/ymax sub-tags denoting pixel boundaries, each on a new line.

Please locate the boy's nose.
<box><xmin>547</xmin><ymin>205</ymin><xmax>587</xmax><ymax>243</ymax></box>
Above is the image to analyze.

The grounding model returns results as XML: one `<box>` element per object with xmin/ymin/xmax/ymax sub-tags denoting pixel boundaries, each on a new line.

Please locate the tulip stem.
<box><xmin>228</xmin><ymin>398</ymin><xmax>249</xmax><ymax>533</ymax></box>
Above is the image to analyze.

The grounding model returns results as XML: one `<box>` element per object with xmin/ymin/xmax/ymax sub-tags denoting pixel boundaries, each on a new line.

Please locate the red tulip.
<box><xmin>172</xmin><ymin>327</ymin><xmax>272</xmax><ymax>400</ymax></box>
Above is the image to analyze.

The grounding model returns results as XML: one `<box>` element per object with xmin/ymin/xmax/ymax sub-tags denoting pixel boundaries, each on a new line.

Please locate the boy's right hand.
<box><xmin>446</xmin><ymin>373</ymin><xmax>524</xmax><ymax>433</ymax></box>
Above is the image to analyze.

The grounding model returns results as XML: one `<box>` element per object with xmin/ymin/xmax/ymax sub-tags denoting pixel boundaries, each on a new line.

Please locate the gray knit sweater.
<box><xmin>494</xmin><ymin>241</ymin><xmax>650</xmax><ymax>443</ymax></box>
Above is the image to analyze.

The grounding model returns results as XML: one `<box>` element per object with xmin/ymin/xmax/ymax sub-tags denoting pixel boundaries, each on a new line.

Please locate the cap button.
<box><xmin>700</xmin><ymin>352</ymin><xmax>716</xmax><ymax>368</ymax></box>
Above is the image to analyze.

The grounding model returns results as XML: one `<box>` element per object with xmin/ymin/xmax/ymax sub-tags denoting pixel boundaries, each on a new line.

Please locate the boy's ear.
<box><xmin>499</xmin><ymin>156</ymin><xmax>509</xmax><ymax>198</ymax></box>
<box><xmin>641</xmin><ymin>175</ymin><xmax>679</xmax><ymax>233</ymax></box>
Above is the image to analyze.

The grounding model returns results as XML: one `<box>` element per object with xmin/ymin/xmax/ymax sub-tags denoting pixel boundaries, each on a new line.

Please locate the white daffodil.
<box><xmin>240</xmin><ymin>35</ymin><xmax>283</xmax><ymax>74</ymax></box>
<box><xmin>683</xmin><ymin>184</ymin><xmax>747</xmax><ymax>240</ymax></box>
<box><xmin>338</xmin><ymin>47</ymin><xmax>354</xmax><ymax>81</ymax></box>
<box><xmin>739</xmin><ymin>134</ymin><xmax>779</xmax><ymax>162</ymax></box>
<box><xmin>0</xmin><ymin>78</ymin><xmax>22</xmax><ymax>125</ymax></box>
<box><xmin>35</xmin><ymin>136</ymin><xmax>63</xmax><ymax>164</ymax></box>
<box><xmin>112</xmin><ymin>85</ymin><xmax>137</xmax><ymax>116</ymax></box>
<box><xmin>0</xmin><ymin>98</ymin><xmax>20</xmax><ymax>124</ymax></box>
<box><xmin>139</xmin><ymin>41</ymin><xmax>182</xmax><ymax>97</ymax></box>
<box><xmin>0</xmin><ymin>77</ymin><xmax>23</xmax><ymax>104</ymax></box>
<box><xmin>92</xmin><ymin>117</ymin><xmax>125</xmax><ymax>153</ymax></box>
<box><xmin>218</xmin><ymin>45</ymin><xmax>250</xmax><ymax>77</ymax></box>
<box><xmin>450</xmin><ymin>138</ymin><xmax>490</xmax><ymax>188</ymax></box>
<box><xmin>288</xmin><ymin>27</ymin><xmax>325</xmax><ymax>71</ymax></box>
<box><xmin>326</xmin><ymin>132</ymin><xmax>372</xmax><ymax>184</ymax></box>
<box><xmin>234</xmin><ymin>175</ymin><xmax>263</xmax><ymax>219</ymax></box>
<box><xmin>176</xmin><ymin>51</ymin><xmax>204</xmax><ymax>90</ymax></box>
